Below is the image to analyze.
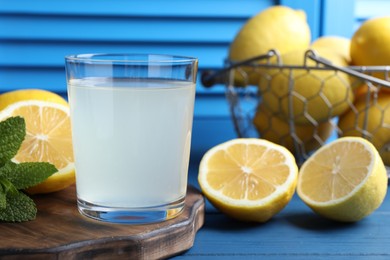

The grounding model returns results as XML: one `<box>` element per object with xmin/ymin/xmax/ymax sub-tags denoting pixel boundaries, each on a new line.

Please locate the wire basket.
<box><xmin>201</xmin><ymin>50</ymin><xmax>390</xmax><ymax>170</ymax></box>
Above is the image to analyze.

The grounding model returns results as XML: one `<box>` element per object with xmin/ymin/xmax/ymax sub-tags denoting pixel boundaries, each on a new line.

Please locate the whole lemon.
<box><xmin>350</xmin><ymin>16</ymin><xmax>390</xmax><ymax>80</ymax></box>
<box><xmin>311</xmin><ymin>36</ymin><xmax>364</xmax><ymax>90</ymax></box>
<box><xmin>338</xmin><ymin>91</ymin><xmax>390</xmax><ymax>165</ymax></box>
<box><xmin>311</xmin><ymin>36</ymin><xmax>351</xmax><ymax>64</ymax></box>
<box><xmin>253</xmin><ymin>104</ymin><xmax>333</xmax><ymax>154</ymax></box>
<box><xmin>259</xmin><ymin>49</ymin><xmax>354</xmax><ymax>125</ymax></box>
<box><xmin>228</xmin><ymin>5</ymin><xmax>311</xmax><ymax>86</ymax></box>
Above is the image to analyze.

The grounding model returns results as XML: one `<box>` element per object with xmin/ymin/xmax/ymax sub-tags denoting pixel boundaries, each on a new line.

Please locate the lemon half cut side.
<box><xmin>297</xmin><ymin>137</ymin><xmax>388</xmax><ymax>222</ymax></box>
<box><xmin>198</xmin><ymin>138</ymin><xmax>298</xmax><ymax>222</ymax></box>
<box><xmin>0</xmin><ymin>100</ymin><xmax>75</xmax><ymax>194</ymax></box>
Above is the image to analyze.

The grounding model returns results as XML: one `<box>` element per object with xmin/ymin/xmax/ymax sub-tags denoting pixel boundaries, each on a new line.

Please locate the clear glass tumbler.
<box><xmin>65</xmin><ymin>54</ymin><xmax>198</xmax><ymax>224</ymax></box>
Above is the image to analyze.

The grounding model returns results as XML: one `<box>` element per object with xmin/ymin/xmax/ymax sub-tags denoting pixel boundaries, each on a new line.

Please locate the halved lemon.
<box><xmin>0</xmin><ymin>100</ymin><xmax>74</xmax><ymax>194</ymax></box>
<box><xmin>0</xmin><ymin>89</ymin><xmax>68</xmax><ymax>110</ymax></box>
<box><xmin>198</xmin><ymin>138</ymin><xmax>298</xmax><ymax>222</ymax></box>
<box><xmin>297</xmin><ymin>137</ymin><xmax>388</xmax><ymax>222</ymax></box>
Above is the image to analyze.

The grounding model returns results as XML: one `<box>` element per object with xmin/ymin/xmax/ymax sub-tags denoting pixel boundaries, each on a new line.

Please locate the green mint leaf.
<box><xmin>0</xmin><ymin>192</ymin><xmax>36</xmax><ymax>222</ymax></box>
<box><xmin>0</xmin><ymin>176</ymin><xmax>18</xmax><ymax>196</ymax></box>
<box><xmin>0</xmin><ymin>179</ymin><xmax>7</xmax><ymax>209</ymax></box>
<box><xmin>0</xmin><ymin>192</ymin><xmax>5</xmax><ymax>209</ymax></box>
<box><xmin>0</xmin><ymin>117</ymin><xmax>26</xmax><ymax>167</ymax></box>
<box><xmin>0</xmin><ymin>162</ymin><xmax>16</xmax><ymax>178</ymax></box>
<box><xmin>0</xmin><ymin>176</ymin><xmax>18</xmax><ymax>209</ymax></box>
<box><xmin>0</xmin><ymin>162</ymin><xmax>57</xmax><ymax>190</ymax></box>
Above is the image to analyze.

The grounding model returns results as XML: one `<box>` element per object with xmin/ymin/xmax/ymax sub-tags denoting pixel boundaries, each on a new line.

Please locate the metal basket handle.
<box><xmin>201</xmin><ymin>49</ymin><xmax>390</xmax><ymax>89</ymax></box>
<box><xmin>201</xmin><ymin>50</ymin><xmax>280</xmax><ymax>88</ymax></box>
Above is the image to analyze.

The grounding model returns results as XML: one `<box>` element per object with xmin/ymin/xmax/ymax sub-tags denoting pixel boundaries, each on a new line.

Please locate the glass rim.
<box><xmin>65</xmin><ymin>53</ymin><xmax>198</xmax><ymax>63</ymax></box>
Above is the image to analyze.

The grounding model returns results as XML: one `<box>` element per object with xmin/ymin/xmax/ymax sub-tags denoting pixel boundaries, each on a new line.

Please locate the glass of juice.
<box><xmin>65</xmin><ymin>54</ymin><xmax>198</xmax><ymax>224</ymax></box>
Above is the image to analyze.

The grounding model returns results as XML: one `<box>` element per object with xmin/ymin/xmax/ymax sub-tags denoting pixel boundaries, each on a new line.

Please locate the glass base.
<box><xmin>77</xmin><ymin>197</ymin><xmax>185</xmax><ymax>224</ymax></box>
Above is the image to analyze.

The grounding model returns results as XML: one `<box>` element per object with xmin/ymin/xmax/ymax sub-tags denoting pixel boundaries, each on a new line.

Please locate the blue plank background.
<box><xmin>0</xmin><ymin>0</ymin><xmax>365</xmax><ymax>163</ymax></box>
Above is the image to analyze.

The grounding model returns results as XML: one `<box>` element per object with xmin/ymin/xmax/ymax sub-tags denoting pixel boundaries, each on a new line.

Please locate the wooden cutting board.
<box><xmin>0</xmin><ymin>185</ymin><xmax>205</xmax><ymax>259</ymax></box>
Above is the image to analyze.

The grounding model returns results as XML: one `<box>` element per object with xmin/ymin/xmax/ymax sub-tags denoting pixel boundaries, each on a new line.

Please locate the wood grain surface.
<box><xmin>0</xmin><ymin>185</ymin><xmax>205</xmax><ymax>259</ymax></box>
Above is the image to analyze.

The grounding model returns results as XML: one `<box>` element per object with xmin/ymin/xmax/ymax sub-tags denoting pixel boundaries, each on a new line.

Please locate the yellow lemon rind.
<box><xmin>297</xmin><ymin>137</ymin><xmax>388</xmax><ymax>222</ymax></box>
<box><xmin>0</xmin><ymin>89</ymin><xmax>68</xmax><ymax>111</ymax></box>
<box><xmin>0</xmin><ymin>100</ymin><xmax>70</xmax><ymax>117</ymax></box>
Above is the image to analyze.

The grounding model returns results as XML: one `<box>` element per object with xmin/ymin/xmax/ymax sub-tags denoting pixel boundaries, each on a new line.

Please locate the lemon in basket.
<box><xmin>338</xmin><ymin>90</ymin><xmax>390</xmax><ymax>165</ymax></box>
<box><xmin>0</xmin><ymin>89</ymin><xmax>75</xmax><ymax>194</ymax></box>
<box><xmin>311</xmin><ymin>36</ymin><xmax>351</xmax><ymax>65</ymax></box>
<box><xmin>258</xmin><ymin>48</ymin><xmax>354</xmax><ymax>125</ymax></box>
<box><xmin>198</xmin><ymin>138</ymin><xmax>298</xmax><ymax>222</ymax></box>
<box><xmin>350</xmin><ymin>16</ymin><xmax>390</xmax><ymax>81</ymax></box>
<box><xmin>311</xmin><ymin>36</ymin><xmax>366</xmax><ymax>91</ymax></box>
<box><xmin>297</xmin><ymin>137</ymin><xmax>387</xmax><ymax>222</ymax></box>
<box><xmin>253</xmin><ymin>104</ymin><xmax>333</xmax><ymax>154</ymax></box>
<box><xmin>228</xmin><ymin>5</ymin><xmax>311</xmax><ymax>86</ymax></box>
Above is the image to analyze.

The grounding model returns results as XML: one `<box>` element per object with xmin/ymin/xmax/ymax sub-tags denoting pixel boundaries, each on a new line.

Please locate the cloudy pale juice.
<box><xmin>68</xmin><ymin>78</ymin><xmax>195</xmax><ymax>208</ymax></box>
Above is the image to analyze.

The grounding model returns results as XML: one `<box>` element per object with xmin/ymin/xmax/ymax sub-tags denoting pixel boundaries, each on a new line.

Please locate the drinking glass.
<box><xmin>65</xmin><ymin>54</ymin><xmax>198</xmax><ymax>224</ymax></box>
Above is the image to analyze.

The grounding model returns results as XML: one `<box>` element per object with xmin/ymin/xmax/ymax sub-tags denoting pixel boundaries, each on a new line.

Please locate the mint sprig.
<box><xmin>1</xmin><ymin>161</ymin><xmax>56</xmax><ymax>190</ymax></box>
<box><xmin>0</xmin><ymin>192</ymin><xmax>37</xmax><ymax>222</ymax></box>
<box><xmin>0</xmin><ymin>117</ymin><xmax>57</xmax><ymax>222</ymax></box>
<box><xmin>0</xmin><ymin>116</ymin><xmax>25</xmax><ymax>166</ymax></box>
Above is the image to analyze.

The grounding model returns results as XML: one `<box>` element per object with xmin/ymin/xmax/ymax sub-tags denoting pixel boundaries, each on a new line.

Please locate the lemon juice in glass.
<box><xmin>65</xmin><ymin>54</ymin><xmax>198</xmax><ymax>224</ymax></box>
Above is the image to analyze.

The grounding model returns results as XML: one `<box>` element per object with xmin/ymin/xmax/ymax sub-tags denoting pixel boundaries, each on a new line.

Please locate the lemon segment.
<box><xmin>297</xmin><ymin>137</ymin><xmax>388</xmax><ymax>222</ymax></box>
<box><xmin>198</xmin><ymin>138</ymin><xmax>298</xmax><ymax>222</ymax></box>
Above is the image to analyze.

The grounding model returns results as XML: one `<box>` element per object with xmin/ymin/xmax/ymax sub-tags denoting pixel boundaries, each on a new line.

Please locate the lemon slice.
<box><xmin>198</xmin><ymin>138</ymin><xmax>298</xmax><ymax>222</ymax></box>
<box><xmin>0</xmin><ymin>100</ymin><xmax>75</xmax><ymax>194</ymax></box>
<box><xmin>297</xmin><ymin>137</ymin><xmax>388</xmax><ymax>222</ymax></box>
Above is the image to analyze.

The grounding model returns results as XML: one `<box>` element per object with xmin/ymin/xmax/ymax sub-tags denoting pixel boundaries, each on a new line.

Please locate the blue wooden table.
<box><xmin>175</xmin><ymin>164</ymin><xmax>390</xmax><ymax>259</ymax></box>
